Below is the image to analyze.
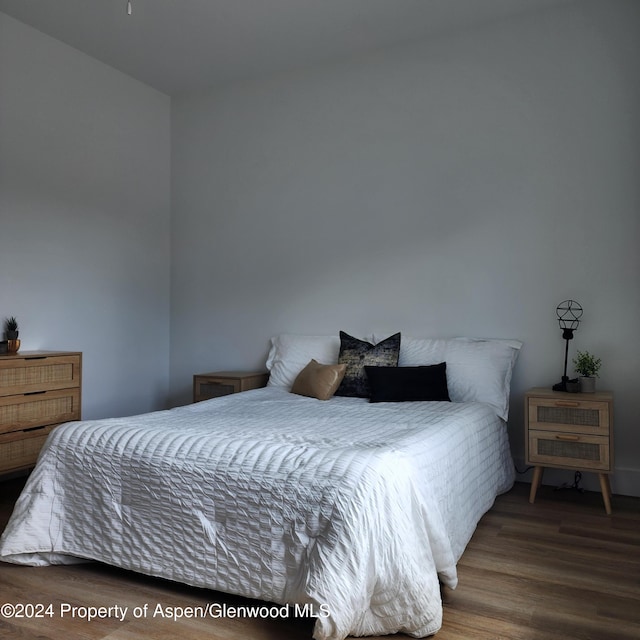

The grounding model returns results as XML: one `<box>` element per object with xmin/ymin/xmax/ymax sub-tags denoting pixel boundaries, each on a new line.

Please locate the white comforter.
<box><xmin>0</xmin><ymin>387</ymin><xmax>514</xmax><ymax>639</ymax></box>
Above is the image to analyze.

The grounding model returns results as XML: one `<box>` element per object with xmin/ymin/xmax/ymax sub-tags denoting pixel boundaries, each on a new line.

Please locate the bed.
<box><xmin>0</xmin><ymin>333</ymin><xmax>521</xmax><ymax>639</ymax></box>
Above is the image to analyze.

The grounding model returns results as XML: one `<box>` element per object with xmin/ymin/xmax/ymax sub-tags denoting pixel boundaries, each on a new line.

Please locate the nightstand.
<box><xmin>525</xmin><ymin>387</ymin><xmax>614</xmax><ymax>514</ymax></box>
<box><xmin>193</xmin><ymin>371</ymin><xmax>269</xmax><ymax>403</ymax></box>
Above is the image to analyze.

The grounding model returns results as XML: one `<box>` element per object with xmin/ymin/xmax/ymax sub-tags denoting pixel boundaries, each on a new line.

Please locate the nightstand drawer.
<box><xmin>193</xmin><ymin>371</ymin><xmax>269</xmax><ymax>403</ymax></box>
<box><xmin>195</xmin><ymin>379</ymin><xmax>239</xmax><ymax>400</ymax></box>
<box><xmin>528</xmin><ymin>429</ymin><xmax>610</xmax><ymax>471</ymax></box>
<box><xmin>528</xmin><ymin>397</ymin><xmax>609</xmax><ymax>436</ymax></box>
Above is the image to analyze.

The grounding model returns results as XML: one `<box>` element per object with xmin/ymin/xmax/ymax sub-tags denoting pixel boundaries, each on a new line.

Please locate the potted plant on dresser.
<box><xmin>573</xmin><ymin>350</ymin><xmax>601</xmax><ymax>393</ymax></box>
<box><xmin>4</xmin><ymin>316</ymin><xmax>20</xmax><ymax>353</ymax></box>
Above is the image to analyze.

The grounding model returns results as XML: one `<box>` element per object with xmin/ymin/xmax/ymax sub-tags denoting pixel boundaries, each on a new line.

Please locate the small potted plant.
<box><xmin>4</xmin><ymin>316</ymin><xmax>20</xmax><ymax>353</ymax></box>
<box><xmin>573</xmin><ymin>350</ymin><xmax>601</xmax><ymax>393</ymax></box>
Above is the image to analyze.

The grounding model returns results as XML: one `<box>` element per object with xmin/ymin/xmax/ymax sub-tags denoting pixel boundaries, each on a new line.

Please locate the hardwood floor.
<box><xmin>1</xmin><ymin>477</ymin><xmax>639</xmax><ymax>639</ymax></box>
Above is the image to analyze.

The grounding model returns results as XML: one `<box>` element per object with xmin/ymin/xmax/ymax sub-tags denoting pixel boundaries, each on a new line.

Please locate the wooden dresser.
<box><xmin>0</xmin><ymin>351</ymin><xmax>82</xmax><ymax>475</ymax></box>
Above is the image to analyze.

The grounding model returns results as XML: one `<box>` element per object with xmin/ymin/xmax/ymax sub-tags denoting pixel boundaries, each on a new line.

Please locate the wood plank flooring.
<box><xmin>1</xmin><ymin>477</ymin><xmax>638</xmax><ymax>639</ymax></box>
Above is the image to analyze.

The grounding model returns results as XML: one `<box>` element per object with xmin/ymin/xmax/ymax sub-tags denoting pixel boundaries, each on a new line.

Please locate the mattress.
<box><xmin>0</xmin><ymin>387</ymin><xmax>514</xmax><ymax>639</ymax></box>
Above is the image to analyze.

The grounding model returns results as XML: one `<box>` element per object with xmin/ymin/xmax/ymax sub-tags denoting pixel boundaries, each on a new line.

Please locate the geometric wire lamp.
<box><xmin>552</xmin><ymin>299</ymin><xmax>583</xmax><ymax>391</ymax></box>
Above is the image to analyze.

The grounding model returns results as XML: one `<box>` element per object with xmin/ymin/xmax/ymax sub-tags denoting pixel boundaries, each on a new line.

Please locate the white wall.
<box><xmin>171</xmin><ymin>0</ymin><xmax>640</xmax><ymax>494</ymax></box>
<box><xmin>0</xmin><ymin>13</ymin><xmax>171</xmax><ymax>419</ymax></box>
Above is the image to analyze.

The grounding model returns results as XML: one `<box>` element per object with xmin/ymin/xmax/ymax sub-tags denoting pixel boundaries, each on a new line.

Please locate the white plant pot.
<box><xmin>579</xmin><ymin>376</ymin><xmax>596</xmax><ymax>393</ymax></box>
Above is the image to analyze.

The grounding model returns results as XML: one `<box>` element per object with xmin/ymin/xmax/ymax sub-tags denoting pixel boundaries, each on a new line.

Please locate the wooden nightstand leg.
<box><xmin>529</xmin><ymin>466</ymin><xmax>544</xmax><ymax>504</ymax></box>
<box><xmin>606</xmin><ymin>474</ymin><xmax>612</xmax><ymax>496</ymax></box>
<box><xmin>598</xmin><ymin>474</ymin><xmax>612</xmax><ymax>515</ymax></box>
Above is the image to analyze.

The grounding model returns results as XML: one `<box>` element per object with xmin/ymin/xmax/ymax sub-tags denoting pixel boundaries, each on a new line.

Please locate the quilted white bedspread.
<box><xmin>0</xmin><ymin>387</ymin><xmax>514</xmax><ymax>639</ymax></box>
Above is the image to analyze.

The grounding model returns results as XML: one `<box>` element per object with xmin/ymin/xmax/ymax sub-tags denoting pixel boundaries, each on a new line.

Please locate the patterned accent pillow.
<box><xmin>335</xmin><ymin>331</ymin><xmax>401</xmax><ymax>398</ymax></box>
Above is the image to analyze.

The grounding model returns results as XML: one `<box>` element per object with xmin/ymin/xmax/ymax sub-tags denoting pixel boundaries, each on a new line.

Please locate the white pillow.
<box><xmin>266</xmin><ymin>333</ymin><xmax>373</xmax><ymax>389</ymax></box>
<box><xmin>266</xmin><ymin>335</ymin><xmax>340</xmax><ymax>389</ymax></box>
<box><xmin>397</xmin><ymin>336</ymin><xmax>522</xmax><ymax>421</ymax></box>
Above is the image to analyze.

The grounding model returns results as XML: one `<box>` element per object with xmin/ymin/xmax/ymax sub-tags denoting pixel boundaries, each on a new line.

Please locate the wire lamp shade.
<box><xmin>553</xmin><ymin>299</ymin><xmax>583</xmax><ymax>391</ymax></box>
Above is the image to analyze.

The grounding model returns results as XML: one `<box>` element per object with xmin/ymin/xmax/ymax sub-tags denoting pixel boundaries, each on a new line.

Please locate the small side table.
<box><xmin>193</xmin><ymin>370</ymin><xmax>269</xmax><ymax>403</ymax></box>
<box><xmin>525</xmin><ymin>387</ymin><xmax>614</xmax><ymax>514</ymax></box>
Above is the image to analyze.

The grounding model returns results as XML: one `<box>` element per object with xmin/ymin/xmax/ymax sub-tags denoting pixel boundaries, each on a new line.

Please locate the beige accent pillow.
<box><xmin>291</xmin><ymin>359</ymin><xmax>347</xmax><ymax>401</ymax></box>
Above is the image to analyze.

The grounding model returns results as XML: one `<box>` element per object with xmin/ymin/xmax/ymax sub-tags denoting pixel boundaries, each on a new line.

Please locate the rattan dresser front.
<box><xmin>525</xmin><ymin>387</ymin><xmax>613</xmax><ymax>514</ymax></box>
<box><xmin>0</xmin><ymin>351</ymin><xmax>81</xmax><ymax>475</ymax></box>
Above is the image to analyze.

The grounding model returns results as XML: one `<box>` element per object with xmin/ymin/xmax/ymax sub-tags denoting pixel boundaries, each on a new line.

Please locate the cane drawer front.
<box><xmin>0</xmin><ymin>388</ymin><xmax>81</xmax><ymax>436</ymax></box>
<box><xmin>0</xmin><ymin>427</ymin><xmax>56</xmax><ymax>473</ymax></box>
<box><xmin>527</xmin><ymin>395</ymin><xmax>610</xmax><ymax>437</ymax></box>
<box><xmin>0</xmin><ymin>354</ymin><xmax>81</xmax><ymax>397</ymax></box>
<box><xmin>528</xmin><ymin>429</ymin><xmax>610</xmax><ymax>471</ymax></box>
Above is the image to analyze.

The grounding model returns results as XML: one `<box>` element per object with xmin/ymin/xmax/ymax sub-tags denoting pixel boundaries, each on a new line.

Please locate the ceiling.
<box><xmin>0</xmin><ymin>0</ymin><xmax>572</xmax><ymax>95</ymax></box>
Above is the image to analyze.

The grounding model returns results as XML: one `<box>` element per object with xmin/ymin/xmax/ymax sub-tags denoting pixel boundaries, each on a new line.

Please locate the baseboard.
<box><xmin>513</xmin><ymin>457</ymin><xmax>640</xmax><ymax>498</ymax></box>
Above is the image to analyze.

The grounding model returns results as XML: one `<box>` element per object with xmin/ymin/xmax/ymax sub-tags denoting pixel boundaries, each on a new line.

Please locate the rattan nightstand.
<box><xmin>525</xmin><ymin>387</ymin><xmax>613</xmax><ymax>514</ymax></box>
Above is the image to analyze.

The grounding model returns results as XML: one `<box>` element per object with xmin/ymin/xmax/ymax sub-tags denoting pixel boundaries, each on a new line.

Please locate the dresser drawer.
<box><xmin>527</xmin><ymin>396</ymin><xmax>610</xmax><ymax>436</ymax></box>
<box><xmin>0</xmin><ymin>354</ymin><xmax>81</xmax><ymax>397</ymax></box>
<box><xmin>528</xmin><ymin>429</ymin><xmax>610</xmax><ymax>471</ymax></box>
<box><xmin>0</xmin><ymin>425</ymin><xmax>56</xmax><ymax>473</ymax></box>
<box><xmin>0</xmin><ymin>388</ymin><xmax>81</xmax><ymax>435</ymax></box>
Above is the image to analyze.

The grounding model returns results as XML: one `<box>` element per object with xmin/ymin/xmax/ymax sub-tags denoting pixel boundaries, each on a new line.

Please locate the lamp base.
<box><xmin>552</xmin><ymin>377</ymin><xmax>580</xmax><ymax>393</ymax></box>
